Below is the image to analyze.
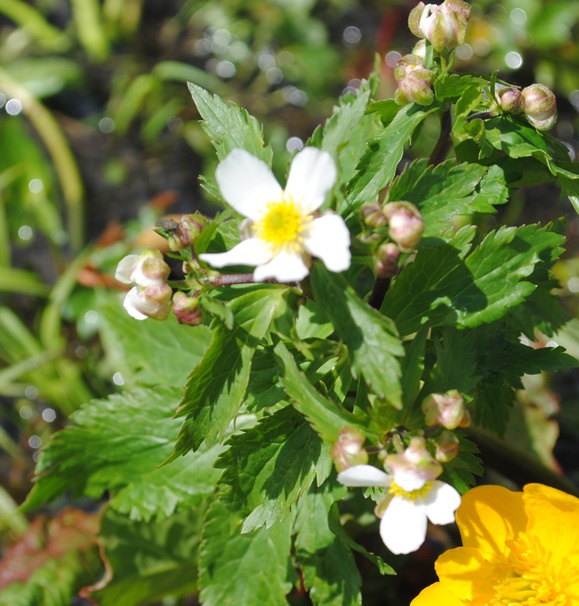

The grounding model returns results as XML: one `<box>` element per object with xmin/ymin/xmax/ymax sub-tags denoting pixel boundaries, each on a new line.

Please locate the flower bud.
<box><xmin>375</xmin><ymin>243</ymin><xmax>400</xmax><ymax>278</ymax></box>
<box><xmin>145</xmin><ymin>282</ymin><xmax>173</xmax><ymax>304</ymax></box>
<box><xmin>434</xmin><ymin>430</ymin><xmax>460</xmax><ymax>463</ymax></box>
<box><xmin>164</xmin><ymin>213</ymin><xmax>207</xmax><ymax>251</ymax></box>
<box><xmin>172</xmin><ymin>291</ymin><xmax>204</xmax><ymax>326</ymax></box>
<box><xmin>361</xmin><ymin>203</ymin><xmax>388</xmax><ymax>229</ymax></box>
<box><xmin>422</xmin><ymin>390</ymin><xmax>470</xmax><ymax>430</ymax></box>
<box><xmin>331</xmin><ymin>427</ymin><xmax>368</xmax><ymax>472</ymax></box>
<box><xmin>386</xmin><ymin>436</ymin><xmax>442</xmax><ymax>491</ymax></box>
<box><xmin>409</xmin><ymin>0</ymin><xmax>471</xmax><ymax>53</ymax></box>
<box><xmin>123</xmin><ymin>285</ymin><xmax>172</xmax><ymax>321</ymax></box>
<box><xmin>496</xmin><ymin>87</ymin><xmax>524</xmax><ymax>114</ymax></box>
<box><xmin>394</xmin><ymin>55</ymin><xmax>435</xmax><ymax>106</ymax></box>
<box><xmin>522</xmin><ymin>83</ymin><xmax>557</xmax><ymax>131</ymax></box>
<box><xmin>383</xmin><ymin>202</ymin><xmax>424</xmax><ymax>250</ymax></box>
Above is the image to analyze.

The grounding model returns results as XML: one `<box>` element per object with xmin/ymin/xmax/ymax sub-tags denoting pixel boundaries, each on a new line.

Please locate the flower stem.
<box><xmin>428</xmin><ymin>108</ymin><xmax>452</xmax><ymax>166</ymax></box>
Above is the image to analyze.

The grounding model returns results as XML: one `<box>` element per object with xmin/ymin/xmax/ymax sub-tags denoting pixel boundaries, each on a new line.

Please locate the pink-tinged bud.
<box><xmin>145</xmin><ymin>282</ymin><xmax>173</xmax><ymax>304</ymax></box>
<box><xmin>383</xmin><ymin>202</ymin><xmax>424</xmax><ymax>250</ymax></box>
<box><xmin>422</xmin><ymin>390</ymin><xmax>470</xmax><ymax>430</ymax></box>
<box><xmin>408</xmin><ymin>2</ymin><xmax>427</xmax><ymax>38</ymax></box>
<box><xmin>434</xmin><ymin>430</ymin><xmax>460</xmax><ymax>463</ymax></box>
<box><xmin>522</xmin><ymin>83</ymin><xmax>557</xmax><ymax>131</ymax></box>
<box><xmin>172</xmin><ymin>291</ymin><xmax>204</xmax><ymax>326</ymax></box>
<box><xmin>361</xmin><ymin>203</ymin><xmax>388</xmax><ymax>229</ymax></box>
<box><xmin>331</xmin><ymin>427</ymin><xmax>368</xmax><ymax>472</ymax></box>
<box><xmin>386</xmin><ymin>436</ymin><xmax>442</xmax><ymax>491</ymax></box>
<box><xmin>394</xmin><ymin>55</ymin><xmax>436</xmax><ymax>106</ymax></box>
<box><xmin>375</xmin><ymin>243</ymin><xmax>400</xmax><ymax>278</ymax></box>
<box><xmin>409</xmin><ymin>0</ymin><xmax>471</xmax><ymax>53</ymax></box>
<box><xmin>496</xmin><ymin>87</ymin><xmax>524</xmax><ymax>114</ymax></box>
<box><xmin>123</xmin><ymin>285</ymin><xmax>172</xmax><ymax>321</ymax></box>
<box><xmin>163</xmin><ymin>213</ymin><xmax>207</xmax><ymax>251</ymax></box>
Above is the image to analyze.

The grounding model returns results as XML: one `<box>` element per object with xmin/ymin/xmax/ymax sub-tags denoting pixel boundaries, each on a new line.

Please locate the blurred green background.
<box><xmin>0</xmin><ymin>0</ymin><xmax>579</xmax><ymax>603</ymax></box>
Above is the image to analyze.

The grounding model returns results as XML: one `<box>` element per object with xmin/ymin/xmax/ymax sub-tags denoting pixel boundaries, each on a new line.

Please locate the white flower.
<box><xmin>198</xmin><ymin>147</ymin><xmax>351</xmax><ymax>282</ymax></box>
<box><xmin>337</xmin><ymin>463</ymin><xmax>461</xmax><ymax>554</ymax></box>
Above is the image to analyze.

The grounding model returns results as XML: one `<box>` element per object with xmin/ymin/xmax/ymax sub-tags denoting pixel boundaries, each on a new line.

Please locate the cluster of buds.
<box><xmin>394</xmin><ymin>54</ymin><xmax>435</xmax><ymax>106</ymax></box>
<box><xmin>115</xmin><ymin>249</ymin><xmax>172</xmax><ymax>320</ymax></box>
<box><xmin>422</xmin><ymin>390</ymin><xmax>471</xmax><ymax>430</ymax></box>
<box><xmin>495</xmin><ymin>84</ymin><xmax>557</xmax><ymax>131</ymax></box>
<box><xmin>331</xmin><ymin>427</ymin><xmax>369</xmax><ymax>472</ymax></box>
<box><xmin>383</xmin><ymin>202</ymin><xmax>424</xmax><ymax>250</ymax></box>
<box><xmin>408</xmin><ymin>0</ymin><xmax>471</xmax><ymax>53</ymax></box>
<box><xmin>156</xmin><ymin>212</ymin><xmax>207</xmax><ymax>251</ymax></box>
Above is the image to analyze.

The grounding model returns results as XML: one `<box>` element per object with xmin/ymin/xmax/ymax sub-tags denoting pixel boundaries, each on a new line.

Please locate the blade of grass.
<box><xmin>0</xmin><ymin>69</ymin><xmax>85</xmax><ymax>254</ymax></box>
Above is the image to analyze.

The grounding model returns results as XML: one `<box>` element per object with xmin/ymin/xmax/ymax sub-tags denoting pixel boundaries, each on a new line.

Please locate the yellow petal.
<box><xmin>435</xmin><ymin>546</ymin><xmax>496</xmax><ymax>602</ymax></box>
<box><xmin>522</xmin><ymin>484</ymin><xmax>579</xmax><ymax>579</ymax></box>
<box><xmin>410</xmin><ymin>581</ymin><xmax>465</xmax><ymax>606</ymax></box>
<box><xmin>456</xmin><ymin>485</ymin><xmax>526</xmax><ymax>557</ymax></box>
<box><xmin>523</xmin><ymin>483</ymin><xmax>579</xmax><ymax>514</ymax></box>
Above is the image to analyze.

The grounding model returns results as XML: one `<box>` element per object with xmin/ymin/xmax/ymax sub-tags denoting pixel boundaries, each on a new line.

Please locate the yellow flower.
<box><xmin>411</xmin><ymin>483</ymin><xmax>579</xmax><ymax>605</ymax></box>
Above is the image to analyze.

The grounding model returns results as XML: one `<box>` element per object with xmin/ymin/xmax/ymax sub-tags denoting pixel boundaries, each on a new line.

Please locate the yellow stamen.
<box><xmin>253</xmin><ymin>193</ymin><xmax>312</xmax><ymax>253</ymax></box>
<box><xmin>487</xmin><ymin>536</ymin><xmax>575</xmax><ymax>605</ymax></box>
<box><xmin>389</xmin><ymin>480</ymin><xmax>433</xmax><ymax>502</ymax></box>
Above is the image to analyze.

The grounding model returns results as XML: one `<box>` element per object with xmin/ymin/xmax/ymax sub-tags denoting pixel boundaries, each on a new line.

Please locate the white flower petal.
<box><xmin>285</xmin><ymin>147</ymin><xmax>337</xmax><ymax>212</ymax></box>
<box><xmin>123</xmin><ymin>288</ymin><xmax>149</xmax><ymax>320</ymax></box>
<box><xmin>337</xmin><ymin>464</ymin><xmax>391</xmax><ymax>487</ymax></box>
<box><xmin>253</xmin><ymin>250</ymin><xmax>309</xmax><ymax>282</ymax></box>
<box><xmin>115</xmin><ymin>254</ymin><xmax>139</xmax><ymax>284</ymax></box>
<box><xmin>380</xmin><ymin>496</ymin><xmax>427</xmax><ymax>554</ymax></box>
<box><xmin>393</xmin><ymin>468</ymin><xmax>429</xmax><ymax>492</ymax></box>
<box><xmin>304</xmin><ymin>213</ymin><xmax>351</xmax><ymax>272</ymax></box>
<box><xmin>199</xmin><ymin>238</ymin><xmax>272</xmax><ymax>269</ymax></box>
<box><xmin>424</xmin><ymin>480</ymin><xmax>461</xmax><ymax>525</ymax></box>
<box><xmin>215</xmin><ymin>149</ymin><xmax>282</xmax><ymax>220</ymax></box>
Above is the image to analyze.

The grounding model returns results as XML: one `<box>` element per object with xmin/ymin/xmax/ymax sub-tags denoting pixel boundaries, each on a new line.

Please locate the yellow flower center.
<box><xmin>253</xmin><ymin>193</ymin><xmax>312</xmax><ymax>253</ymax></box>
<box><xmin>389</xmin><ymin>480</ymin><xmax>433</xmax><ymax>502</ymax></box>
<box><xmin>487</xmin><ymin>537</ymin><xmax>577</xmax><ymax>606</ymax></box>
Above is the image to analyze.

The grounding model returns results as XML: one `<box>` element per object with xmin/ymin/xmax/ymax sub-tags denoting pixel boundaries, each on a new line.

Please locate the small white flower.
<box><xmin>199</xmin><ymin>147</ymin><xmax>351</xmax><ymax>282</ymax></box>
<box><xmin>337</xmin><ymin>463</ymin><xmax>461</xmax><ymax>554</ymax></box>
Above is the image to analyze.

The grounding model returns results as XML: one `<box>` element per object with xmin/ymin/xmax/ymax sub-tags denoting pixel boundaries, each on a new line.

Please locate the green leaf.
<box><xmin>328</xmin><ymin>504</ymin><xmax>394</xmax><ymax>575</ymax></box>
<box><xmin>23</xmin><ymin>387</ymin><xmax>222</xmax><ymax>520</ymax></box>
<box><xmin>100</xmin><ymin>300</ymin><xmax>211</xmax><ymax>388</ymax></box>
<box><xmin>346</xmin><ymin>103</ymin><xmax>436</xmax><ymax>215</ymax></box>
<box><xmin>321</xmin><ymin>90</ymin><xmax>371</xmax><ymax>191</ymax></box>
<box><xmin>434</xmin><ymin>73</ymin><xmax>488</xmax><ymax>103</ymax></box>
<box><xmin>199</xmin><ymin>500</ymin><xmax>293</xmax><ymax>606</ymax></box>
<box><xmin>311</xmin><ymin>265</ymin><xmax>403</xmax><ymax>407</ymax></box>
<box><xmin>273</xmin><ymin>340</ymin><xmax>370</xmax><ymax>442</ymax></box>
<box><xmin>382</xmin><ymin>224</ymin><xmax>564</xmax><ymax>335</ymax></box>
<box><xmin>217</xmin><ymin>406</ymin><xmax>331</xmax><ymax>532</ymax></box>
<box><xmin>439</xmin><ymin>433</ymin><xmax>483</xmax><ymax>494</ymax></box>
<box><xmin>387</xmin><ymin>159</ymin><xmax>496</xmax><ymax>239</ymax></box>
<box><xmin>173</xmin><ymin>287</ymin><xmax>289</xmax><ymax>455</ymax></box>
<box><xmin>89</xmin><ymin>506</ymin><xmax>203</xmax><ymax>606</ymax></box>
<box><xmin>188</xmin><ymin>82</ymin><xmax>272</xmax><ymax>164</ymax></box>
<box><xmin>294</xmin><ymin>483</ymin><xmax>362</xmax><ymax>606</ymax></box>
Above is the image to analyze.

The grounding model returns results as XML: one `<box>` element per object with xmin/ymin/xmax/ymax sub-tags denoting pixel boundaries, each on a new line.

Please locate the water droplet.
<box><xmin>6</xmin><ymin>98</ymin><xmax>23</xmax><ymax>116</ymax></box>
